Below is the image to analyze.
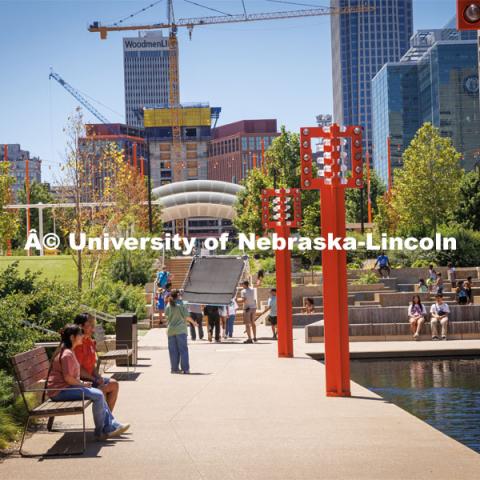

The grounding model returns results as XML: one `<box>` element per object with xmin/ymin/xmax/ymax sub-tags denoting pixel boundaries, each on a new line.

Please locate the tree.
<box><xmin>234</xmin><ymin>126</ymin><xmax>320</xmax><ymax>237</ymax></box>
<box><xmin>0</xmin><ymin>163</ymin><xmax>19</xmax><ymax>252</ymax></box>
<box><xmin>453</xmin><ymin>166</ymin><xmax>480</xmax><ymax>231</ymax></box>
<box><xmin>345</xmin><ymin>166</ymin><xmax>386</xmax><ymax>224</ymax></box>
<box><xmin>389</xmin><ymin>123</ymin><xmax>463</xmax><ymax>236</ymax></box>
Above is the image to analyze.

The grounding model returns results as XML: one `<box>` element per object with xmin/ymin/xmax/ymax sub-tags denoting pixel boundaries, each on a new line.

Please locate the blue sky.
<box><xmin>0</xmin><ymin>0</ymin><xmax>458</xmax><ymax>183</ymax></box>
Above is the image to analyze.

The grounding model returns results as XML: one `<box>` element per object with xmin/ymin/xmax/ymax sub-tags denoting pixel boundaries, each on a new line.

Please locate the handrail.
<box><xmin>80</xmin><ymin>304</ymin><xmax>116</xmax><ymax>323</ymax></box>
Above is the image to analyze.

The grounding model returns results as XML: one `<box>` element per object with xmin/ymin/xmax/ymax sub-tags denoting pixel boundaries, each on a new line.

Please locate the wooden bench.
<box><xmin>11</xmin><ymin>347</ymin><xmax>92</xmax><ymax>457</ymax></box>
<box><xmin>95</xmin><ymin>325</ymin><xmax>135</xmax><ymax>374</ymax></box>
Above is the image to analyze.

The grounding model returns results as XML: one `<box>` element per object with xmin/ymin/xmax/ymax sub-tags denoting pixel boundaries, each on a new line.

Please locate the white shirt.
<box><xmin>241</xmin><ymin>287</ymin><xmax>256</xmax><ymax>309</ymax></box>
<box><xmin>430</xmin><ymin>302</ymin><xmax>450</xmax><ymax>316</ymax></box>
<box><xmin>408</xmin><ymin>304</ymin><xmax>426</xmax><ymax>316</ymax></box>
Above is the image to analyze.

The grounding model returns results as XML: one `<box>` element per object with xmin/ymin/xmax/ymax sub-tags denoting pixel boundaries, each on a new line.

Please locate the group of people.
<box><xmin>408</xmin><ymin>294</ymin><xmax>451</xmax><ymax>341</ymax></box>
<box><xmin>159</xmin><ymin>276</ymin><xmax>279</xmax><ymax>374</ymax></box>
<box><xmin>47</xmin><ymin>313</ymin><xmax>129</xmax><ymax>441</ymax></box>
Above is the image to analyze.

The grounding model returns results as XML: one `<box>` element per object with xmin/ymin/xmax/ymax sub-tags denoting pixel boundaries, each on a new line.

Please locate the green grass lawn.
<box><xmin>0</xmin><ymin>255</ymin><xmax>77</xmax><ymax>284</ymax></box>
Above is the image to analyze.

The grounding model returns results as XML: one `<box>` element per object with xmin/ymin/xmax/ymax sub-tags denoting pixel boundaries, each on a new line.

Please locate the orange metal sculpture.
<box><xmin>261</xmin><ymin>188</ymin><xmax>302</xmax><ymax>358</ymax></box>
<box><xmin>300</xmin><ymin>124</ymin><xmax>363</xmax><ymax>397</ymax></box>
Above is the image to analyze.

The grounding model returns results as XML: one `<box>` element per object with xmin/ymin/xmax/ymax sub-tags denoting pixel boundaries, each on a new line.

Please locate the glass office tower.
<box><xmin>372</xmin><ymin>28</ymin><xmax>479</xmax><ymax>186</ymax></box>
<box><xmin>331</xmin><ymin>0</ymin><xmax>413</xmax><ymax>154</ymax></box>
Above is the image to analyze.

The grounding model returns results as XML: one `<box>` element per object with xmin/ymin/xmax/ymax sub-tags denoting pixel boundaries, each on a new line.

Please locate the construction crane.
<box><xmin>49</xmin><ymin>68</ymin><xmax>112</xmax><ymax>125</ymax></box>
<box><xmin>89</xmin><ymin>0</ymin><xmax>372</xmax><ymax>234</ymax></box>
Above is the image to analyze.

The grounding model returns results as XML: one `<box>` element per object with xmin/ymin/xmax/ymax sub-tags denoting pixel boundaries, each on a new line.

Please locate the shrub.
<box><xmin>105</xmin><ymin>248</ymin><xmax>156</xmax><ymax>286</ymax></box>
<box><xmin>82</xmin><ymin>278</ymin><xmax>147</xmax><ymax>320</ymax></box>
<box><xmin>352</xmin><ymin>272</ymin><xmax>379</xmax><ymax>285</ymax></box>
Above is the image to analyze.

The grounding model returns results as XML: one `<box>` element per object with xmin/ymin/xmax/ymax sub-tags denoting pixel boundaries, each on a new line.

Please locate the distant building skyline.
<box><xmin>331</xmin><ymin>0</ymin><xmax>414</xmax><ymax>154</ymax></box>
<box><xmin>0</xmin><ymin>144</ymin><xmax>42</xmax><ymax>200</ymax></box>
<box><xmin>372</xmin><ymin>26</ymin><xmax>479</xmax><ymax>186</ymax></box>
<box><xmin>123</xmin><ymin>31</ymin><xmax>171</xmax><ymax>128</ymax></box>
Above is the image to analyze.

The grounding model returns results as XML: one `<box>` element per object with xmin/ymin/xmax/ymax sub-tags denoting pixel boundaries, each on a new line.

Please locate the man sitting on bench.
<box><xmin>74</xmin><ymin>313</ymin><xmax>120</xmax><ymax>411</ymax></box>
<box><xmin>430</xmin><ymin>294</ymin><xmax>450</xmax><ymax>341</ymax></box>
<box><xmin>374</xmin><ymin>252</ymin><xmax>391</xmax><ymax>279</ymax></box>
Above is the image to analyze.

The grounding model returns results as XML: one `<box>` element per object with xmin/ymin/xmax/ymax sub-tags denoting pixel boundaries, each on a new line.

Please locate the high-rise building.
<box><xmin>79</xmin><ymin>124</ymin><xmax>146</xmax><ymax>200</ymax></box>
<box><xmin>331</xmin><ymin>0</ymin><xmax>413</xmax><ymax>153</ymax></box>
<box><xmin>372</xmin><ymin>26</ymin><xmax>479</xmax><ymax>185</ymax></box>
<box><xmin>207</xmin><ymin>120</ymin><xmax>279</xmax><ymax>183</ymax></box>
<box><xmin>0</xmin><ymin>144</ymin><xmax>42</xmax><ymax>200</ymax></box>
<box><xmin>123</xmin><ymin>31</ymin><xmax>170</xmax><ymax>128</ymax></box>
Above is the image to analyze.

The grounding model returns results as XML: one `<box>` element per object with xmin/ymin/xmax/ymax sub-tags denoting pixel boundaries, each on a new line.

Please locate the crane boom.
<box><xmin>48</xmin><ymin>68</ymin><xmax>111</xmax><ymax>124</ymax></box>
<box><xmin>89</xmin><ymin>5</ymin><xmax>374</xmax><ymax>38</ymax></box>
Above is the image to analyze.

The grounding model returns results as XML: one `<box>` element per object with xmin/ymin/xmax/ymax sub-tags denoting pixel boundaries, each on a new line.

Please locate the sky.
<box><xmin>0</xmin><ymin>0</ymin><xmax>459</xmax><ymax>184</ymax></box>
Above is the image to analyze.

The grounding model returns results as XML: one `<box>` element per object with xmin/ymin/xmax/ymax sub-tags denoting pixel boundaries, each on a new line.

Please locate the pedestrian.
<box><xmin>256</xmin><ymin>269</ymin><xmax>265</xmax><ymax>287</ymax></box>
<box><xmin>225</xmin><ymin>298</ymin><xmax>237</xmax><ymax>339</ymax></box>
<box><xmin>456</xmin><ymin>281</ymin><xmax>468</xmax><ymax>305</ymax></box>
<box><xmin>430</xmin><ymin>294</ymin><xmax>450</xmax><ymax>341</ymax></box>
<box><xmin>435</xmin><ymin>272</ymin><xmax>444</xmax><ymax>295</ymax></box>
<box><xmin>239</xmin><ymin>280</ymin><xmax>257</xmax><ymax>344</ymax></box>
<box><xmin>219</xmin><ymin>305</ymin><xmax>228</xmax><ymax>339</ymax></box>
<box><xmin>417</xmin><ymin>278</ymin><xmax>428</xmax><ymax>293</ymax></box>
<box><xmin>157</xmin><ymin>265</ymin><xmax>172</xmax><ymax>289</ymax></box>
<box><xmin>204</xmin><ymin>304</ymin><xmax>221</xmax><ymax>343</ymax></box>
<box><xmin>165</xmin><ymin>290</ymin><xmax>197</xmax><ymax>374</ymax></box>
<box><xmin>374</xmin><ymin>251</ymin><xmax>391</xmax><ymax>278</ymax></box>
<box><xmin>303</xmin><ymin>297</ymin><xmax>315</xmax><ymax>314</ymax></box>
<box><xmin>465</xmin><ymin>276</ymin><xmax>474</xmax><ymax>304</ymax></box>
<box><xmin>266</xmin><ymin>288</ymin><xmax>278</xmax><ymax>340</ymax></box>
<box><xmin>447</xmin><ymin>263</ymin><xmax>456</xmax><ymax>290</ymax></box>
<box><xmin>188</xmin><ymin>303</ymin><xmax>204</xmax><ymax>340</ymax></box>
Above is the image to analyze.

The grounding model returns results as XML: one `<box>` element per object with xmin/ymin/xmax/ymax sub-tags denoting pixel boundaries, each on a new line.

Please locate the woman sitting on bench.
<box><xmin>48</xmin><ymin>324</ymin><xmax>130</xmax><ymax>441</ymax></box>
<box><xmin>74</xmin><ymin>313</ymin><xmax>120</xmax><ymax>411</ymax></box>
<box><xmin>408</xmin><ymin>295</ymin><xmax>426</xmax><ymax>340</ymax></box>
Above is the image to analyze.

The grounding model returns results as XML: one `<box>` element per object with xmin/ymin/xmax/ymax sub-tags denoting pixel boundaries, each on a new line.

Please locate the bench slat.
<box><xmin>99</xmin><ymin>349</ymin><xmax>132</xmax><ymax>359</ymax></box>
<box><xmin>32</xmin><ymin>399</ymin><xmax>92</xmax><ymax>416</ymax></box>
<box><xmin>12</xmin><ymin>347</ymin><xmax>49</xmax><ymax>367</ymax></box>
<box><xmin>14</xmin><ymin>357</ymin><xmax>50</xmax><ymax>381</ymax></box>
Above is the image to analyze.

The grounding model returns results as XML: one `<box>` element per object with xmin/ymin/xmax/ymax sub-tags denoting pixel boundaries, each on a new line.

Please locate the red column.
<box><xmin>274</xmin><ymin>224</ymin><xmax>294</xmax><ymax>357</ymax></box>
<box><xmin>320</xmin><ymin>184</ymin><xmax>351</xmax><ymax>397</ymax></box>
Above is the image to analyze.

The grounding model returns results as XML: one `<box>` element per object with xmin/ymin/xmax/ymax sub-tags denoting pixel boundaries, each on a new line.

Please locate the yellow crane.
<box><xmin>89</xmin><ymin>0</ymin><xmax>372</xmax><ymax>233</ymax></box>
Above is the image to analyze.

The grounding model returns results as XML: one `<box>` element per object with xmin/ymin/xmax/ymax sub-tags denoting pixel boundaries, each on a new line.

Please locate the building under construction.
<box><xmin>144</xmin><ymin>103</ymin><xmax>220</xmax><ymax>187</ymax></box>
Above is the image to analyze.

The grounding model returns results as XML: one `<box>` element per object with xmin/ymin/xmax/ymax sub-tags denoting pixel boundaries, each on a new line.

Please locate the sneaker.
<box><xmin>272</xmin><ymin>334</ymin><xmax>277</xmax><ymax>340</ymax></box>
<box><xmin>432</xmin><ymin>336</ymin><xmax>439</xmax><ymax>341</ymax></box>
<box><xmin>95</xmin><ymin>433</ymin><xmax>108</xmax><ymax>441</ymax></box>
<box><xmin>441</xmin><ymin>336</ymin><xmax>447</xmax><ymax>341</ymax></box>
<box><xmin>106</xmin><ymin>423</ymin><xmax>130</xmax><ymax>439</ymax></box>
<box><xmin>413</xmin><ymin>333</ymin><xmax>419</xmax><ymax>340</ymax></box>
<box><xmin>183</xmin><ymin>370</ymin><xmax>190</xmax><ymax>374</ymax></box>
<box><xmin>243</xmin><ymin>339</ymin><xmax>253</xmax><ymax>344</ymax></box>
<box><xmin>253</xmin><ymin>337</ymin><xmax>258</xmax><ymax>343</ymax></box>
<box><xmin>208</xmin><ymin>332</ymin><xmax>212</xmax><ymax>342</ymax></box>
<box><xmin>171</xmin><ymin>370</ymin><xmax>181</xmax><ymax>374</ymax></box>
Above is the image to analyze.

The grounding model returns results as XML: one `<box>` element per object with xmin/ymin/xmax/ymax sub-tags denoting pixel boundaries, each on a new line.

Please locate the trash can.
<box><xmin>115</xmin><ymin>313</ymin><xmax>138</xmax><ymax>366</ymax></box>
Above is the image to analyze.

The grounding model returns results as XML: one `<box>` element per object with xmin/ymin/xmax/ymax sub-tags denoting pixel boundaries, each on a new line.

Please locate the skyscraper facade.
<box><xmin>331</xmin><ymin>0</ymin><xmax>413</xmax><ymax>153</ymax></box>
<box><xmin>123</xmin><ymin>31</ymin><xmax>170</xmax><ymax>128</ymax></box>
<box><xmin>372</xmin><ymin>27</ymin><xmax>479</xmax><ymax>185</ymax></box>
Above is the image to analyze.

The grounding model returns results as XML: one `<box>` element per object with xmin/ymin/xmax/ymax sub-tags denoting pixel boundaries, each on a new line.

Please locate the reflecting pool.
<box><xmin>350</xmin><ymin>358</ymin><xmax>480</xmax><ymax>453</ymax></box>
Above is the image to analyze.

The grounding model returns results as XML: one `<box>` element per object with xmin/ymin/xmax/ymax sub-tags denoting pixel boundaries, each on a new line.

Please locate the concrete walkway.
<box><xmin>2</xmin><ymin>326</ymin><xmax>480</xmax><ymax>479</ymax></box>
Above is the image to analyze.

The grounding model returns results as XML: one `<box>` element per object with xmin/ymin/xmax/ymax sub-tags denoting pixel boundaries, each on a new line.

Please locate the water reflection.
<box><xmin>350</xmin><ymin>358</ymin><xmax>480</xmax><ymax>453</ymax></box>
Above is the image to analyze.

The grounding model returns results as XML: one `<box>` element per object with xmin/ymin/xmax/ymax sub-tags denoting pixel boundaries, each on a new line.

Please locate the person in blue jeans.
<box><xmin>165</xmin><ymin>290</ymin><xmax>197</xmax><ymax>374</ymax></box>
<box><xmin>47</xmin><ymin>324</ymin><xmax>130</xmax><ymax>441</ymax></box>
<box><xmin>225</xmin><ymin>299</ymin><xmax>237</xmax><ymax>338</ymax></box>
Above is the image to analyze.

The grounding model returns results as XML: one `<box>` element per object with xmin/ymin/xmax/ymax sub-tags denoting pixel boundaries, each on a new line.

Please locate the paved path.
<box><xmin>2</xmin><ymin>327</ymin><xmax>480</xmax><ymax>479</ymax></box>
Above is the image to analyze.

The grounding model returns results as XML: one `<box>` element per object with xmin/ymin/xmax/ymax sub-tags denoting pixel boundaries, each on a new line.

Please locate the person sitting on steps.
<box><xmin>408</xmin><ymin>295</ymin><xmax>426</xmax><ymax>340</ymax></box>
<box><xmin>430</xmin><ymin>294</ymin><xmax>450</xmax><ymax>341</ymax></box>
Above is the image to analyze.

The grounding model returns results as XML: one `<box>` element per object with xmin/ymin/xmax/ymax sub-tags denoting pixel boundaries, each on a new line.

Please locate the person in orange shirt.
<box><xmin>74</xmin><ymin>313</ymin><xmax>119</xmax><ymax>411</ymax></box>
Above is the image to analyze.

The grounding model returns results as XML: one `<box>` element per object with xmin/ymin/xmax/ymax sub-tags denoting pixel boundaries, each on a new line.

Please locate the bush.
<box><xmin>82</xmin><ymin>277</ymin><xmax>147</xmax><ymax>320</ymax></box>
<box><xmin>0</xmin><ymin>408</ymin><xmax>19</xmax><ymax>449</ymax></box>
<box><xmin>352</xmin><ymin>272</ymin><xmax>379</xmax><ymax>285</ymax></box>
<box><xmin>105</xmin><ymin>248</ymin><xmax>156</xmax><ymax>286</ymax></box>
<box><xmin>258</xmin><ymin>256</ymin><xmax>276</xmax><ymax>273</ymax></box>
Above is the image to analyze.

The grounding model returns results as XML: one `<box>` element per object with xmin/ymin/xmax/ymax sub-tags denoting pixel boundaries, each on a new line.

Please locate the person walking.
<box><xmin>225</xmin><ymin>298</ymin><xmax>237</xmax><ymax>339</ymax></box>
<box><xmin>188</xmin><ymin>303</ymin><xmax>204</xmax><ymax>341</ymax></box>
<box><xmin>204</xmin><ymin>304</ymin><xmax>221</xmax><ymax>343</ymax></box>
<box><xmin>157</xmin><ymin>265</ymin><xmax>172</xmax><ymax>289</ymax></box>
<box><xmin>239</xmin><ymin>280</ymin><xmax>257</xmax><ymax>344</ymax></box>
<box><xmin>266</xmin><ymin>288</ymin><xmax>278</xmax><ymax>340</ymax></box>
<box><xmin>165</xmin><ymin>290</ymin><xmax>197</xmax><ymax>374</ymax></box>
